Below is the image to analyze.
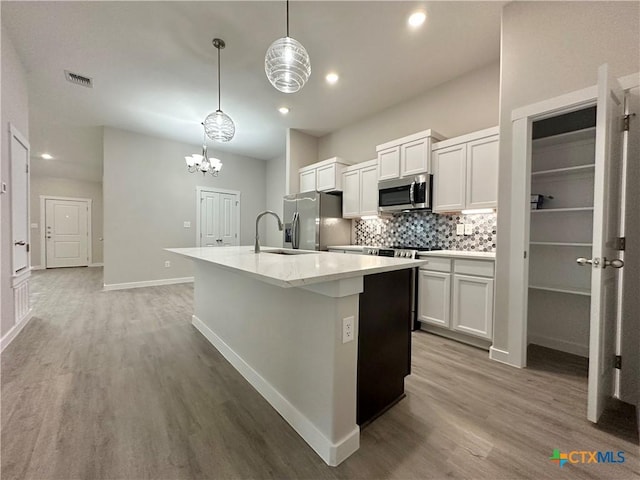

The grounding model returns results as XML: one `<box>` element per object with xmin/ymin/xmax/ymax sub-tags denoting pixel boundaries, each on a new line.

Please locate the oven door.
<box><xmin>378</xmin><ymin>175</ymin><xmax>430</xmax><ymax>212</ymax></box>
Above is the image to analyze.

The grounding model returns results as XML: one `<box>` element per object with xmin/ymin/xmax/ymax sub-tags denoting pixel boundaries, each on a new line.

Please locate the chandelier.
<box><xmin>265</xmin><ymin>0</ymin><xmax>311</xmax><ymax>93</ymax></box>
<box><xmin>185</xmin><ymin>124</ymin><xmax>223</xmax><ymax>176</ymax></box>
<box><xmin>204</xmin><ymin>38</ymin><xmax>235</xmax><ymax>142</ymax></box>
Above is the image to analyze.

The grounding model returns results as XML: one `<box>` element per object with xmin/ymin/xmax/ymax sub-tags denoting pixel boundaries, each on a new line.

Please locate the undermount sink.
<box><xmin>261</xmin><ymin>249</ymin><xmax>315</xmax><ymax>255</ymax></box>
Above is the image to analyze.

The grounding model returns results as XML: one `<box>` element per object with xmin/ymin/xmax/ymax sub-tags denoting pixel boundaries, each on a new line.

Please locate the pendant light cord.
<box><xmin>286</xmin><ymin>0</ymin><xmax>289</xmax><ymax>37</ymax></box>
<box><xmin>217</xmin><ymin>45</ymin><xmax>221</xmax><ymax>111</ymax></box>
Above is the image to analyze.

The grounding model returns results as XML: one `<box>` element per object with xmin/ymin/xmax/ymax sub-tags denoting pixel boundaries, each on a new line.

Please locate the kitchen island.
<box><xmin>166</xmin><ymin>246</ymin><xmax>426</xmax><ymax>467</ymax></box>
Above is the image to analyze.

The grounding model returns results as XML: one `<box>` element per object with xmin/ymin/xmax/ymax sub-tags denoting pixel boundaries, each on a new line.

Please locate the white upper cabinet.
<box><xmin>433</xmin><ymin>126</ymin><xmax>499</xmax><ymax>213</ymax></box>
<box><xmin>376</xmin><ymin>129</ymin><xmax>445</xmax><ymax>181</ymax></box>
<box><xmin>298</xmin><ymin>157</ymin><xmax>353</xmax><ymax>193</ymax></box>
<box><xmin>342</xmin><ymin>159</ymin><xmax>378</xmax><ymax>218</ymax></box>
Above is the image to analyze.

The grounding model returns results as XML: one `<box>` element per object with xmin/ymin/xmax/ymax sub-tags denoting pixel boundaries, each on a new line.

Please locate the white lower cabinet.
<box><xmin>451</xmin><ymin>274</ymin><xmax>494</xmax><ymax>339</ymax></box>
<box><xmin>418</xmin><ymin>255</ymin><xmax>495</xmax><ymax>342</ymax></box>
<box><xmin>418</xmin><ymin>270</ymin><xmax>450</xmax><ymax>327</ymax></box>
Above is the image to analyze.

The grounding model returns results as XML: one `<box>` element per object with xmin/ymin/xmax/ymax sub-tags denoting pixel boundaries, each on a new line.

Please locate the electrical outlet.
<box><xmin>164</xmin><ymin>261</ymin><xmax>171</xmax><ymax>268</ymax></box>
<box><xmin>464</xmin><ymin>224</ymin><xmax>473</xmax><ymax>235</ymax></box>
<box><xmin>183</xmin><ymin>221</ymin><xmax>191</xmax><ymax>228</ymax></box>
<box><xmin>456</xmin><ymin>224</ymin><xmax>465</xmax><ymax>235</ymax></box>
<box><xmin>342</xmin><ymin>316</ymin><xmax>354</xmax><ymax>344</ymax></box>
<box><xmin>376</xmin><ymin>224</ymin><xmax>382</xmax><ymax>235</ymax></box>
<box><xmin>31</xmin><ymin>223</ymin><xmax>38</xmax><ymax>229</ymax></box>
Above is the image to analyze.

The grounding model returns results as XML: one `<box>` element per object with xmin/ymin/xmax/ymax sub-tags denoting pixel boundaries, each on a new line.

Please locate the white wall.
<box><xmin>30</xmin><ymin>176</ymin><xmax>104</xmax><ymax>267</ymax></box>
<box><xmin>495</xmin><ymin>2</ymin><xmax>640</xmax><ymax>357</ymax></box>
<box><xmin>103</xmin><ymin>127</ymin><xmax>267</xmax><ymax>287</ymax></box>
<box><xmin>265</xmin><ymin>155</ymin><xmax>285</xmax><ymax>247</ymax></box>
<box><xmin>1</xmin><ymin>25</ymin><xmax>30</xmax><ymax>338</ymax></box>
<box><xmin>286</xmin><ymin>129</ymin><xmax>318</xmax><ymax>195</ymax></box>
<box><xmin>317</xmin><ymin>62</ymin><xmax>500</xmax><ymax>163</ymax></box>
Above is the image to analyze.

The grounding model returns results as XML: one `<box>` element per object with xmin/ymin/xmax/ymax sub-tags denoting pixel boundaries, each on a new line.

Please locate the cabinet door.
<box><xmin>433</xmin><ymin>144</ymin><xmax>466</xmax><ymax>212</ymax></box>
<box><xmin>466</xmin><ymin>135</ymin><xmax>499</xmax><ymax>209</ymax></box>
<box><xmin>316</xmin><ymin>164</ymin><xmax>337</xmax><ymax>192</ymax></box>
<box><xmin>401</xmin><ymin>138</ymin><xmax>429</xmax><ymax>177</ymax></box>
<box><xmin>418</xmin><ymin>270</ymin><xmax>451</xmax><ymax>328</ymax></box>
<box><xmin>452</xmin><ymin>274</ymin><xmax>494</xmax><ymax>339</ymax></box>
<box><xmin>378</xmin><ymin>147</ymin><xmax>400</xmax><ymax>181</ymax></box>
<box><xmin>299</xmin><ymin>169</ymin><xmax>317</xmax><ymax>193</ymax></box>
<box><xmin>359</xmin><ymin>164</ymin><xmax>379</xmax><ymax>216</ymax></box>
<box><xmin>342</xmin><ymin>170</ymin><xmax>360</xmax><ymax>218</ymax></box>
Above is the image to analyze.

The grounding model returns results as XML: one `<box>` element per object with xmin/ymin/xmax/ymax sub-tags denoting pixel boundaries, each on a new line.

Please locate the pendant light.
<box><xmin>185</xmin><ymin>123</ymin><xmax>223</xmax><ymax>176</ymax></box>
<box><xmin>265</xmin><ymin>0</ymin><xmax>311</xmax><ymax>93</ymax></box>
<box><xmin>204</xmin><ymin>38</ymin><xmax>235</xmax><ymax>142</ymax></box>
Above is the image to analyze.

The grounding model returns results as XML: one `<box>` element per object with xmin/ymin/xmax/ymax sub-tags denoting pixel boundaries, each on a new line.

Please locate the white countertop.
<box><xmin>166</xmin><ymin>246</ymin><xmax>427</xmax><ymax>288</ymax></box>
<box><xmin>327</xmin><ymin>245</ymin><xmax>368</xmax><ymax>252</ymax></box>
<box><xmin>418</xmin><ymin>250</ymin><xmax>496</xmax><ymax>260</ymax></box>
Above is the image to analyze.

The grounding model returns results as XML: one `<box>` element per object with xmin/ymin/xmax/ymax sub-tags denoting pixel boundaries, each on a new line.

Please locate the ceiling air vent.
<box><xmin>64</xmin><ymin>70</ymin><xmax>93</xmax><ymax>88</ymax></box>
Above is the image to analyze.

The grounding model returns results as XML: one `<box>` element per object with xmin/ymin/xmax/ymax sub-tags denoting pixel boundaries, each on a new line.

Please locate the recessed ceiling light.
<box><xmin>325</xmin><ymin>72</ymin><xmax>339</xmax><ymax>85</ymax></box>
<box><xmin>278</xmin><ymin>106</ymin><xmax>290</xmax><ymax>114</ymax></box>
<box><xmin>408</xmin><ymin>11</ymin><xmax>427</xmax><ymax>28</ymax></box>
<box><xmin>41</xmin><ymin>153</ymin><xmax>53</xmax><ymax>160</ymax></box>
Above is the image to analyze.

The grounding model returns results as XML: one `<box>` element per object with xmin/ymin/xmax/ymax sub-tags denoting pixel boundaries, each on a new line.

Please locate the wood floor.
<box><xmin>2</xmin><ymin>267</ymin><xmax>638</xmax><ymax>480</ymax></box>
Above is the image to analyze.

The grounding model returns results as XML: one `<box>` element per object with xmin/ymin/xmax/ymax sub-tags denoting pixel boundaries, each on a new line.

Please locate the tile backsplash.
<box><xmin>354</xmin><ymin>211</ymin><xmax>497</xmax><ymax>252</ymax></box>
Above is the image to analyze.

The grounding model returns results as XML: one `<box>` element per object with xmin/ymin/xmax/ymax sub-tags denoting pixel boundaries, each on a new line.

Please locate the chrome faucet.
<box><xmin>255</xmin><ymin>211</ymin><xmax>283</xmax><ymax>253</ymax></box>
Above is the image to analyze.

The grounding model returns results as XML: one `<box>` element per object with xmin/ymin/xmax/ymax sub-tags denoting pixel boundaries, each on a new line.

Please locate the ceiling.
<box><xmin>3</xmin><ymin>1</ymin><xmax>503</xmax><ymax>172</ymax></box>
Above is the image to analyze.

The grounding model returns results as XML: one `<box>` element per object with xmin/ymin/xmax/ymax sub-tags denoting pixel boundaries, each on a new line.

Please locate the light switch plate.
<box><xmin>464</xmin><ymin>224</ymin><xmax>473</xmax><ymax>235</ymax></box>
<box><xmin>183</xmin><ymin>221</ymin><xmax>191</xmax><ymax>228</ymax></box>
<box><xmin>456</xmin><ymin>224</ymin><xmax>465</xmax><ymax>235</ymax></box>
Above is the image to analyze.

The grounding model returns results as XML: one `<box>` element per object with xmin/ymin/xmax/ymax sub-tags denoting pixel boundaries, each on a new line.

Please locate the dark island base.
<box><xmin>357</xmin><ymin>268</ymin><xmax>413</xmax><ymax>426</ymax></box>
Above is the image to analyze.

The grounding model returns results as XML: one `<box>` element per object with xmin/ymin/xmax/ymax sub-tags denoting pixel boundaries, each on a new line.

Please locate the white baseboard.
<box><xmin>1</xmin><ymin>309</ymin><xmax>33</xmax><ymax>352</ymax></box>
<box><xmin>528</xmin><ymin>334</ymin><xmax>589</xmax><ymax>358</ymax></box>
<box><xmin>192</xmin><ymin>315</ymin><xmax>359</xmax><ymax>467</ymax></box>
<box><xmin>89</xmin><ymin>263</ymin><xmax>103</xmax><ymax>268</ymax></box>
<box><xmin>30</xmin><ymin>265</ymin><xmax>45</xmax><ymax>271</ymax></box>
<box><xmin>103</xmin><ymin>276</ymin><xmax>193</xmax><ymax>291</ymax></box>
<box><xmin>489</xmin><ymin>346</ymin><xmax>516</xmax><ymax>366</ymax></box>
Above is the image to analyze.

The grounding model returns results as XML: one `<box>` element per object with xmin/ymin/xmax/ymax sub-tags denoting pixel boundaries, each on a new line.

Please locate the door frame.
<box><xmin>40</xmin><ymin>195</ymin><xmax>92</xmax><ymax>268</ymax></box>
<box><xmin>195</xmin><ymin>186</ymin><xmax>241</xmax><ymax>247</ymax></box>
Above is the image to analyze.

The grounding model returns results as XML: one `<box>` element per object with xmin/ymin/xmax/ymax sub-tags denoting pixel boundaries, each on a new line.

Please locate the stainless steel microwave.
<box><xmin>378</xmin><ymin>174</ymin><xmax>432</xmax><ymax>212</ymax></box>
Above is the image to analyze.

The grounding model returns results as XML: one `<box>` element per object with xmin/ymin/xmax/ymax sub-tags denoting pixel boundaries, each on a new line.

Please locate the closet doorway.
<box><xmin>511</xmin><ymin>64</ymin><xmax>630</xmax><ymax>423</ymax></box>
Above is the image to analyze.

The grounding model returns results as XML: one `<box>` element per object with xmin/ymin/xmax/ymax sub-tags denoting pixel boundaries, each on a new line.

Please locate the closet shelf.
<box><xmin>530</xmin><ymin>242</ymin><xmax>592</xmax><ymax>247</ymax></box>
<box><xmin>530</xmin><ymin>207</ymin><xmax>594</xmax><ymax>213</ymax></box>
<box><xmin>532</xmin><ymin>126</ymin><xmax>596</xmax><ymax>148</ymax></box>
<box><xmin>531</xmin><ymin>164</ymin><xmax>595</xmax><ymax>177</ymax></box>
<box><xmin>529</xmin><ymin>284</ymin><xmax>591</xmax><ymax>296</ymax></box>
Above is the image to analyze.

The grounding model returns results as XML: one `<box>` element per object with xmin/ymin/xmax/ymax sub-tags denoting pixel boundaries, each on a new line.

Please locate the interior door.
<box><xmin>586</xmin><ymin>64</ymin><xmax>625</xmax><ymax>423</ymax></box>
<box><xmin>199</xmin><ymin>190</ymin><xmax>239</xmax><ymax>247</ymax></box>
<box><xmin>10</xmin><ymin>126</ymin><xmax>30</xmax><ymax>274</ymax></box>
<box><xmin>45</xmin><ymin>199</ymin><xmax>89</xmax><ymax>268</ymax></box>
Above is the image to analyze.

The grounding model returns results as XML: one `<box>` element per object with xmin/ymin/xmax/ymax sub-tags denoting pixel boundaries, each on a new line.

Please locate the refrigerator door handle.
<box><xmin>292</xmin><ymin>212</ymin><xmax>300</xmax><ymax>249</ymax></box>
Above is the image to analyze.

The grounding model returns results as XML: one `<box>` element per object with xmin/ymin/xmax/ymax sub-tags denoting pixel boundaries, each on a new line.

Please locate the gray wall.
<box><xmin>317</xmin><ymin>62</ymin><xmax>500</xmax><ymax>163</ymax></box>
<box><xmin>265</xmin><ymin>155</ymin><xmax>285</xmax><ymax>247</ymax></box>
<box><xmin>30</xmin><ymin>176</ymin><xmax>104</xmax><ymax>268</ymax></box>
<box><xmin>286</xmin><ymin>129</ymin><xmax>318</xmax><ymax>195</ymax></box>
<box><xmin>1</xmin><ymin>25</ymin><xmax>30</xmax><ymax>338</ymax></box>
<box><xmin>494</xmin><ymin>2</ymin><xmax>640</xmax><ymax>353</ymax></box>
<box><xmin>103</xmin><ymin>127</ymin><xmax>267</xmax><ymax>287</ymax></box>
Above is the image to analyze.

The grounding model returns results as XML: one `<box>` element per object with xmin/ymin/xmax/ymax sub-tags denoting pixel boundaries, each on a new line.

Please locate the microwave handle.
<box><xmin>409</xmin><ymin>181</ymin><xmax>416</xmax><ymax>205</ymax></box>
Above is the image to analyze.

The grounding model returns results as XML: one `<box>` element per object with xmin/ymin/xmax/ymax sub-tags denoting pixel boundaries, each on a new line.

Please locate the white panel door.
<box><xmin>586</xmin><ymin>64</ymin><xmax>625</xmax><ymax>423</ymax></box>
<box><xmin>218</xmin><ymin>193</ymin><xmax>239</xmax><ymax>246</ymax></box>
<box><xmin>45</xmin><ymin>199</ymin><xmax>89</xmax><ymax>268</ymax></box>
<box><xmin>342</xmin><ymin>170</ymin><xmax>360</xmax><ymax>218</ymax></box>
<box><xmin>377</xmin><ymin>147</ymin><xmax>400</xmax><ymax>181</ymax></box>
<box><xmin>10</xmin><ymin>126</ymin><xmax>30</xmax><ymax>274</ymax></box>
<box><xmin>199</xmin><ymin>190</ymin><xmax>239</xmax><ymax>247</ymax></box>
<box><xmin>359</xmin><ymin>164</ymin><xmax>379</xmax><ymax>216</ymax></box>
<box><xmin>466</xmin><ymin>135</ymin><xmax>499</xmax><ymax>209</ymax></box>
<box><xmin>401</xmin><ymin>138</ymin><xmax>429</xmax><ymax>176</ymax></box>
<box><xmin>433</xmin><ymin>144</ymin><xmax>466</xmax><ymax>212</ymax></box>
<box><xmin>418</xmin><ymin>270</ymin><xmax>451</xmax><ymax>328</ymax></box>
<box><xmin>452</xmin><ymin>274</ymin><xmax>494</xmax><ymax>339</ymax></box>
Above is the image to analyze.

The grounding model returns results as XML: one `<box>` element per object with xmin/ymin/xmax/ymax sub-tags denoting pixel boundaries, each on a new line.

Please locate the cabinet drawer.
<box><xmin>419</xmin><ymin>257</ymin><xmax>451</xmax><ymax>272</ymax></box>
<box><xmin>453</xmin><ymin>259</ymin><xmax>494</xmax><ymax>277</ymax></box>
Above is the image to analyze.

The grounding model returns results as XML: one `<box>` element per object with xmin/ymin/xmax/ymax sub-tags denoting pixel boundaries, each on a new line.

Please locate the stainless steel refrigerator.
<box><xmin>283</xmin><ymin>192</ymin><xmax>351</xmax><ymax>250</ymax></box>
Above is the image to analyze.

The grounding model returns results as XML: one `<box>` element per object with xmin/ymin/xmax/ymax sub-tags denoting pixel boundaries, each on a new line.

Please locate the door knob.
<box><xmin>46</xmin><ymin>236</ymin><xmax>52</xmax><ymax>239</ymax></box>
<box><xmin>576</xmin><ymin>257</ymin><xmax>597</xmax><ymax>266</ymax></box>
<box><xmin>603</xmin><ymin>258</ymin><xmax>624</xmax><ymax>269</ymax></box>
